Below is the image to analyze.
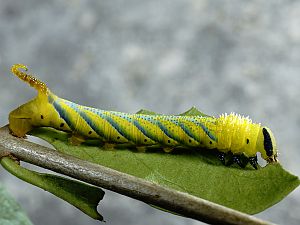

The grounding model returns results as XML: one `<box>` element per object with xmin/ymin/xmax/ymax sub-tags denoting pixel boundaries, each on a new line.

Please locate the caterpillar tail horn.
<box><xmin>11</xmin><ymin>64</ymin><xmax>48</xmax><ymax>94</ymax></box>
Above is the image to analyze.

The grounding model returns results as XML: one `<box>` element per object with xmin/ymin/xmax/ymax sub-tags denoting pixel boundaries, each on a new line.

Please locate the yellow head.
<box><xmin>256</xmin><ymin>127</ymin><xmax>278</xmax><ymax>163</ymax></box>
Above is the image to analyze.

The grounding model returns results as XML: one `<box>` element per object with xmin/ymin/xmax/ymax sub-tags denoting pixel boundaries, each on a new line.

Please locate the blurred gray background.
<box><xmin>0</xmin><ymin>0</ymin><xmax>299</xmax><ymax>224</ymax></box>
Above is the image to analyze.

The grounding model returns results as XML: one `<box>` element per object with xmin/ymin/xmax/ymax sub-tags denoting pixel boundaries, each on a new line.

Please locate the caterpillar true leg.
<box><xmin>249</xmin><ymin>156</ymin><xmax>259</xmax><ymax>170</ymax></box>
<box><xmin>226</xmin><ymin>154</ymin><xmax>245</xmax><ymax>168</ymax></box>
<box><xmin>217</xmin><ymin>152</ymin><xmax>226</xmax><ymax>165</ymax></box>
<box><xmin>233</xmin><ymin>155</ymin><xmax>248</xmax><ymax>168</ymax></box>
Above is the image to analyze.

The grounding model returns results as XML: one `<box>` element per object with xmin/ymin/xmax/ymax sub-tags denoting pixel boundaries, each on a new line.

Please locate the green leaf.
<box><xmin>30</xmin><ymin>127</ymin><xmax>300</xmax><ymax>215</ymax></box>
<box><xmin>0</xmin><ymin>182</ymin><xmax>33</xmax><ymax>225</ymax></box>
<box><xmin>178</xmin><ymin>106</ymin><xmax>212</xmax><ymax>117</ymax></box>
<box><xmin>29</xmin><ymin>108</ymin><xmax>299</xmax><ymax>215</ymax></box>
<box><xmin>0</xmin><ymin>157</ymin><xmax>104</xmax><ymax>221</ymax></box>
<box><xmin>136</xmin><ymin>107</ymin><xmax>211</xmax><ymax>117</ymax></box>
<box><xmin>136</xmin><ymin>109</ymin><xmax>160</xmax><ymax>115</ymax></box>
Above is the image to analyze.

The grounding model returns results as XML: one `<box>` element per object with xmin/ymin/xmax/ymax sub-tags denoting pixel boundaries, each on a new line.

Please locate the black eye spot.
<box><xmin>189</xmin><ymin>139</ymin><xmax>192</xmax><ymax>143</ymax></box>
<box><xmin>117</xmin><ymin>136</ymin><xmax>120</xmax><ymax>139</ymax></box>
<box><xmin>60</xmin><ymin>123</ymin><xmax>64</xmax><ymax>128</ymax></box>
<box><xmin>167</xmin><ymin>140</ymin><xmax>171</xmax><ymax>143</ymax></box>
<box><xmin>246</xmin><ymin>139</ymin><xmax>250</xmax><ymax>144</ymax></box>
<box><xmin>209</xmin><ymin>141</ymin><xmax>212</xmax><ymax>144</ymax></box>
<box><xmin>41</xmin><ymin>115</ymin><xmax>44</xmax><ymax>119</ymax></box>
<box><xmin>144</xmin><ymin>139</ymin><xmax>147</xmax><ymax>142</ymax></box>
<box><xmin>263</xmin><ymin>128</ymin><xmax>273</xmax><ymax>156</ymax></box>
<box><xmin>88</xmin><ymin>131</ymin><xmax>92</xmax><ymax>135</ymax></box>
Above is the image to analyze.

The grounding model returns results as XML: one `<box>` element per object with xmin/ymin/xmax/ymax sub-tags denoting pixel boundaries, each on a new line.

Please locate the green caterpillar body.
<box><xmin>8</xmin><ymin>64</ymin><xmax>278</xmax><ymax>169</ymax></box>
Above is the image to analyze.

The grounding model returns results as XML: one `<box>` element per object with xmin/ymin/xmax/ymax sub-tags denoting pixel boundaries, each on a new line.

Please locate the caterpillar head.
<box><xmin>256</xmin><ymin>127</ymin><xmax>278</xmax><ymax>164</ymax></box>
<box><xmin>9</xmin><ymin>64</ymin><xmax>50</xmax><ymax>137</ymax></box>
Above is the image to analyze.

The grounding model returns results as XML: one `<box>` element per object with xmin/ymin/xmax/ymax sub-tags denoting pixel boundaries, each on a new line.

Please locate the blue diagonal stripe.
<box><xmin>104</xmin><ymin>116</ymin><xmax>132</xmax><ymax>141</ymax></box>
<box><xmin>49</xmin><ymin>96</ymin><xmax>76</xmax><ymax>130</ymax></box>
<box><xmin>66</xmin><ymin>103</ymin><xmax>127</xmax><ymax>140</ymax></box>
<box><xmin>83</xmin><ymin>107</ymin><xmax>134</xmax><ymax>141</ymax></box>
<box><xmin>178</xmin><ymin>122</ymin><xmax>201</xmax><ymax>143</ymax></box>
<box><xmin>73</xmin><ymin>107</ymin><xmax>105</xmax><ymax>138</ymax></box>
<box><xmin>133</xmin><ymin>120</ymin><xmax>159</xmax><ymax>142</ymax></box>
<box><xmin>185</xmin><ymin>117</ymin><xmax>217</xmax><ymax>141</ymax></box>
<box><xmin>156</xmin><ymin>121</ymin><xmax>181</xmax><ymax>143</ymax></box>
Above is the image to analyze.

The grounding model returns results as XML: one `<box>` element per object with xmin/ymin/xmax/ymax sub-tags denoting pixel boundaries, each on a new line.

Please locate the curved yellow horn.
<box><xmin>11</xmin><ymin>64</ymin><xmax>48</xmax><ymax>94</ymax></box>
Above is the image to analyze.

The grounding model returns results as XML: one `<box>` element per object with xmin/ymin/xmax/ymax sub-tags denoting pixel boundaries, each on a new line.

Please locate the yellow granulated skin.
<box><xmin>215</xmin><ymin>113</ymin><xmax>261</xmax><ymax>156</ymax></box>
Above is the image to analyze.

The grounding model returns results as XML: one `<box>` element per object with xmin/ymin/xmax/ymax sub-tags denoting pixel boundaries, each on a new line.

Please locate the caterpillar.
<box><xmin>8</xmin><ymin>64</ymin><xmax>278</xmax><ymax>169</ymax></box>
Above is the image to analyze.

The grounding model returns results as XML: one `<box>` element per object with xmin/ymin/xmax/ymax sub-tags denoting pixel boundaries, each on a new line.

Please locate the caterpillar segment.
<box><xmin>8</xmin><ymin>64</ymin><xmax>278</xmax><ymax>169</ymax></box>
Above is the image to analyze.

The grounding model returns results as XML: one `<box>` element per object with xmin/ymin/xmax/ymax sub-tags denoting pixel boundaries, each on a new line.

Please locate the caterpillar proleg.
<box><xmin>9</xmin><ymin>64</ymin><xmax>278</xmax><ymax>169</ymax></box>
